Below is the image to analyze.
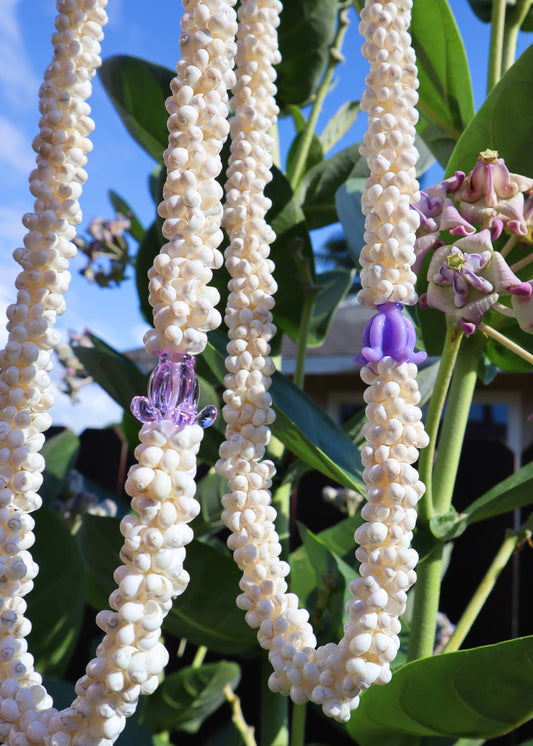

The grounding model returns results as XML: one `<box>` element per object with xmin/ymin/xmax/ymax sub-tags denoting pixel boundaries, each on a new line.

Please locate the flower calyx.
<box><xmin>131</xmin><ymin>351</ymin><xmax>217</xmax><ymax>429</ymax></box>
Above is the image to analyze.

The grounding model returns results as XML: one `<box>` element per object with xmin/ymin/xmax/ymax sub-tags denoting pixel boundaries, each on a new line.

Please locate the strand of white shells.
<box><xmin>216</xmin><ymin>0</ymin><xmax>428</xmax><ymax>723</ymax></box>
<box><xmin>357</xmin><ymin>0</ymin><xmax>421</xmax><ymax>308</ymax></box>
<box><xmin>144</xmin><ymin>0</ymin><xmax>237</xmax><ymax>357</ymax></box>
<box><xmin>0</xmin><ymin>2</ymin><xmax>108</xmax><ymax>743</ymax></box>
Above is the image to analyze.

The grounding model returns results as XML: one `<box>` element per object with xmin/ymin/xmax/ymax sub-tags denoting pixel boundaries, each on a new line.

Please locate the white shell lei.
<box><xmin>0</xmin><ymin>0</ymin><xmax>238</xmax><ymax>744</ymax></box>
<box><xmin>216</xmin><ymin>0</ymin><xmax>428</xmax><ymax>724</ymax></box>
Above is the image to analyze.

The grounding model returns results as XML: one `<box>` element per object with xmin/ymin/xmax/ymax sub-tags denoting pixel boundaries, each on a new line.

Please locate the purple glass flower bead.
<box><xmin>354</xmin><ymin>303</ymin><xmax>427</xmax><ymax>366</ymax></box>
<box><xmin>131</xmin><ymin>351</ymin><xmax>217</xmax><ymax>429</ymax></box>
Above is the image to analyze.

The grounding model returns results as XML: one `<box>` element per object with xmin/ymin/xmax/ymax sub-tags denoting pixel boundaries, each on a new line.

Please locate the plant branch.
<box><xmin>407</xmin><ymin>544</ymin><xmax>445</xmax><ymax>662</ymax></box>
<box><xmin>417</xmin><ymin>321</ymin><xmax>463</xmax><ymax>527</ymax></box>
<box><xmin>487</xmin><ymin>0</ymin><xmax>507</xmax><ymax>92</ymax></box>
<box><xmin>443</xmin><ymin>514</ymin><xmax>533</xmax><ymax>652</ymax></box>
<box><xmin>502</xmin><ymin>0</ymin><xmax>533</xmax><ymax>73</ymax></box>
<box><xmin>432</xmin><ymin>333</ymin><xmax>485</xmax><ymax>517</ymax></box>
<box><xmin>224</xmin><ymin>684</ymin><xmax>258</xmax><ymax>746</ymax></box>
<box><xmin>290</xmin><ymin>704</ymin><xmax>307</xmax><ymax>746</ymax></box>
<box><xmin>287</xmin><ymin>4</ymin><xmax>351</xmax><ymax>189</ymax></box>
<box><xmin>478</xmin><ymin>322</ymin><xmax>533</xmax><ymax>366</ymax></box>
<box><xmin>191</xmin><ymin>645</ymin><xmax>207</xmax><ymax>668</ymax></box>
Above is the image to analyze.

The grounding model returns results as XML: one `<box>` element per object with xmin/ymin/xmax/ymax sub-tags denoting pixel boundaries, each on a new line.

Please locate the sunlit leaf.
<box><xmin>99</xmin><ymin>56</ymin><xmax>173</xmax><ymax>162</ymax></box>
<box><xmin>411</xmin><ymin>0</ymin><xmax>474</xmax><ymax>166</ymax></box>
<box><xmin>140</xmin><ymin>661</ymin><xmax>240</xmax><ymax>734</ymax></box>
<box><xmin>446</xmin><ymin>45</ymin><xmax>533</xmax><ymax>178</ymax></box>
<box><xmin>349</xmin><ymin>636</ymin><xmax>533</xmax><ymax>745</ymax></box>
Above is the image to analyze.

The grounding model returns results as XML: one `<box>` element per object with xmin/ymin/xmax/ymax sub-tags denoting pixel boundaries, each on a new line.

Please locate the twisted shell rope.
<box><xmin>216</xmin><ymin>0</ymin><xmax>428</xmax><ymax>724</ymax></box>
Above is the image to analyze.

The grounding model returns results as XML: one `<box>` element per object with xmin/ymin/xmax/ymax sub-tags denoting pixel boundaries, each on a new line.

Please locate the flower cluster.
<box><xmin>414</xmin><ymin>150</ymin><xmax>533</xmax><ymax>335</ymax></box>
<box><xmin>143</xmin><ymin>0</ymin><xmax>238</xmax><ymax>357</ymax></box>
<box><xmin>357</xmin><ymin>0</ymin><xmax>421</xmax><ymax>308</ymax></box>
<box><xmin>0</xmin><ymin>1</ymin><xmax>108</xmax><ymax>743</ymax></box>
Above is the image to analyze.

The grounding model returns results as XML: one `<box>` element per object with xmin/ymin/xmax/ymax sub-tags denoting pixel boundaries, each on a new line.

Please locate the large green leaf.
<box><xmin>139</xmin><ymin>661</ymin><xmax>240</xmax><ymax>733</ymax></box>
<box><xmin>348</xmin><ymin>636</ymin><xmax>533</xmax><ymax>745</ymax></box>
<box><xmin>202</xmin><ymin>337</ymin><xmax>365</xmax><ymax>492</ymax></box>
<box><xmin>164</xmin><ymin>539</ymin><xmax>258</xmax><ymax>655</ymax></box>
<box><xmin>447</xmin><ymin>44</ymin><xmax>533</xmax><ymax>178</ymax></box>
<box><xmin>308</xmin><ymin>268</ymin><xmax>355</xmax><ymax>347</ymax></box>
<box><xmin>40</xmin><ymin>430</ymin><xmax>80</xmax><ymax>505</ymax></box>
<box><xmin>276</xmin><ymin>0</ymin><xmax>339</xmax><ymax>107</ymax></box>
<box><xmin>77</xmin><ymin>515</ymin><xmax>257</xmax><ymax>655</ymax></box>
<box><xmin>319</xmin><ymin>100</ymin><xmax>361</xmax><ymax>155</ymax></box>
<box><xmin>299</xmin><ymin>144</ymin><xmax>365</xmax><ymax>230</ymax></box>
<box><xmin>99</xmin><ymin>56</ymin><xmax>173</xmax><ymax>162</ymax></box>
<box><xmin>411</xmin><ymin>0</ymin><xmax>474</xmax><ymax>166</ymax></box>
<box><xmin>28</xmin><ymin>506</ymin><xmax>86</xmax><ymax>677</ymax></box>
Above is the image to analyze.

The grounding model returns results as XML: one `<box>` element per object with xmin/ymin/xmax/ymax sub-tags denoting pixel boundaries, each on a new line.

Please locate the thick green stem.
<box><xmin>487</xmin><ymin>0</ymin><xmax>507</xmax><ymax>92</ymax></box>
<box><xmin>287</xmin><ymin>4</ymin><xmax>351</xmax><ymax>189</ymax></box>
<box><xmin>432</xmin><ymin>333</ymin><xmax>485</xmax><ymax>516</ymax></box>
<box><xmin>502</xmin><ymin>0</ymin><xmax>533</xmax><ymax>73</ymax></box>
<box><xmin>407</xmin><ymin>544</ymin><xmax>445</xmax><ymax>662</ymax></box>
<box><xmin>417</xmin><ymin>322</ymin><xmax>463</xmax><ymax>527</ymax></box>
<box><xmin>444</xmin><ymin>514</ymin><xmax>533</xmax><ymax>653</ymax></box>
<box><xmin>290</xmin><ymin>704</ymin><xmax>307</xmax><ymax>746</ymax></box>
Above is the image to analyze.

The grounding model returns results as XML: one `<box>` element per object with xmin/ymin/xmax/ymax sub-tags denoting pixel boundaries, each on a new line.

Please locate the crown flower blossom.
<box><xmin>425</xmin><ymin>229</ymin><xmax>532</xmax><ymax>334</ymax></box>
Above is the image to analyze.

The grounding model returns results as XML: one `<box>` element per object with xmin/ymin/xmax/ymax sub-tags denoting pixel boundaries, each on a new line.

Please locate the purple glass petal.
<box><xmin>354</xmin><ymin>303</ymin><xmax>427</xmax><ymax>366</ymax></box>
<box><xmin>130</xmin><ymin>351</ymin><xmax>217</xmax><ymax>430</ymax></box>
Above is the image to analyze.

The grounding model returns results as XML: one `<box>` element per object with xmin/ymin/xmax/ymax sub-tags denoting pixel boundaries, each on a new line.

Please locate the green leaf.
<box><xmin>76</xmin><ymin>513</ymin><xmax>121</xmax><ymax>601</ymax></box>
<box><xmin>276</xmin><ymin>0</ymin><xmax>338</xmax><ymax>107</ymax></box>
<box><xmin>28</xmin><ymin>506</ymin><xmax>86</xmax><ymax>677</ymax></box>
<box><xmin>74</xmin><ymin>334</ymin><xmax>148</xmax><ymax>413</ymax></box>
<box><xmin>40</xmin><ymin>430</ymin><xmax>80</xmax><ymax>505</ymax></box>
<box><xmin>202</xmin><ymin>337</ymin><xmax>365</xmax><ymax>492</ymax></box>
<box><xmin>447</xmin><ymin>45</ymin><xmax>533</xmax><ymax>178</ymax></box>
<box><xmin>308</xmin><ymin>268</ymin><xmax>355</xmax><ymax>347</ymax></box>
<box><xmin>299</xmin><ymin>144</ymin><xmax>365</xmax><ymax>230</ymax></box>
<box><xmin>411</xmin><ymin>0</ymin><xmax>474</xmax><ymax>167</ymax></box>
<box><xmin>286</xmin><ymin>131</ymin><xmax>324</xmax><ymax>187</ymax></box>
<box><xmin>164</xmin><ymin>539</ymin><xmax>258</xmax><ymax>655</ymax></box>
<box><xmin>108</xmin><ymin>190</ymin><xmax>145</xmax><ymax>243</ymax></box>
<box><xmin>464</xmin><ymin>459</ymin><xmax>533</xmax><ymax>526</ymax></box>
<box><xmin>334</xmin><ymin>176</ymin><xmax>367</xmax><ymax>270</ymax></box>
<box><xmin>319</xmin><ymin>100</ymin><xmax>361</xmax><ymax>154</ymax></box>
<box><xmin>140</xmin><ymin>661</ymin><xmax>240</xmax><ymax>733</ymax></box>
<box><xmin>192</xmin><ymin>468</ymin><xmax>225</xmax><ymax>536</ymax></box>
<box><xmin>99</xmin><ymin>56</ymin><xmax>173</xmax><ymax>162</ymax></box>
<box><xmin>349</xmin><ymin>636</ymin><xmax>533</xmax><ymax>745</ymax></box>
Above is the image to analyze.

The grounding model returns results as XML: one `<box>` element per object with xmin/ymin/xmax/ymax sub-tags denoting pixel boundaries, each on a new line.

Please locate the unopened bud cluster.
<box><xmin>0</xmin><ymin>2</ymin><xmax>108</xmax><ymax>744</ymax></box>
<box><xmin>358</xmin><ymin>0</ymin><xmax>421</xmax><ymax>307</ymax></box>
<box><xmin>144</xmin><ymin>0</ymin><xmax>238</xmax><ymax>356</ymax></box>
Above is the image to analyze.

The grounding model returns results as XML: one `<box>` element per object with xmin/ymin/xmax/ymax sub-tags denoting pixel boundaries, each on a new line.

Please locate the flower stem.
<box><xmin>287</xmin><ymin>4</ymin><xmax>351</xmax><ymax>189</ymax></box>
<box><xmin>290</xmin><ymin>704</ymin><xmax>307</xmax><ymax>746</ymax></box>
<box><xmin>510</xmin><ymin>251</ymin><xmax>533</xmax><ymax>274</ymax></box>
<box><xmin>500</xmin><ymin>233</ymin><xmax>518</xmax><ymax>258</ymax></box>
<box><xmin>487</xmin><ymin>0</ymin><xmax>507</xmax><ymax>92</ymax></box>
<box><xmin>191</xmin><ymin>645</ymin><xmax>207</xmax><ymax>668</ymax></box>
<box><xmin>407</xmin><ymin>543</ymin><xmax>445</xmax><ymax>661</ymax></box>
<box><xmin>417</xmin><ymin>321</ymin><xmax>463</xmax><ymax>527</ymax></box>
<box><xmin>478</xmin><ymin>321</ymin><xmax>533</xmax><ymax>366</ymax></box>
<box><xmin>432</xmin><ymin>333</ymin><xmax>485</xmax><ymax>517</ymax></box>
<box><xmin>502</xmin><ymin>0</ymin><xmax>533</xmax><ymax>73</ymax></box>
<box><xmin>224</xmin><ymin>684</ymin><xmax>258</xmax><ymax>746</ymax></box>
<box><xmin>443</xmin><ymin>514</ymin><xmax>533</xmax><ymax>653</ymax></box>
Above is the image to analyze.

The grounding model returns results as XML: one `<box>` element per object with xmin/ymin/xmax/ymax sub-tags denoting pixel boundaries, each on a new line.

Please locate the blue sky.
<box><xmin>0</xmin><ymin>0</ymin><xmax>531</xmax><ymax>431</ymax></box>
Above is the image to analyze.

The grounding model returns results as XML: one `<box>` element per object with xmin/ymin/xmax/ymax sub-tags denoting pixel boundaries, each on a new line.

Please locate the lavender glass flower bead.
<box><xmin>354</xmin><ymin>302</ymin><xmax>427</xmax><ymax>366</ymax></box>
<box><xmin>131</xmin><ymin>352</ymin><xmax>217</xmax><ymax>428</ymax></box>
